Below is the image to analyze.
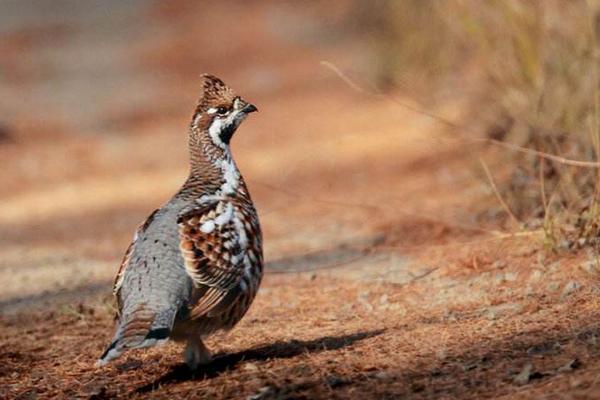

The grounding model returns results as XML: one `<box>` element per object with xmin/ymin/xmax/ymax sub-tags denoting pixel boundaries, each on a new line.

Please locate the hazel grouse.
<box><xmin>97</xmin><ymin>74</ymin><xmax>263</xmax><ymax>369</ymax></box>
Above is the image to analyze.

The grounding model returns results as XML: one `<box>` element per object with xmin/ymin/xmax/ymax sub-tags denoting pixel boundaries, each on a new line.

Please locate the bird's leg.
<box><xmin>183</xmin><ymin>337</ymin><xmax>212</xmax><ymax>370</ymax></box>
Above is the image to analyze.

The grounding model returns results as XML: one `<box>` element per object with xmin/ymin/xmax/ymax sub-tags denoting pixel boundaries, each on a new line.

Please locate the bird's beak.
<box><xmin>242</xmin><ymin>103</ymin><xmax>258</xmax><ymax>114</ymax></box>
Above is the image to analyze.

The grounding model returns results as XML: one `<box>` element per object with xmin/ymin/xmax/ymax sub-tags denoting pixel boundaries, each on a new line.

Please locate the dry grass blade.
<box><xmin>478</xmin><ymin>158</ymin><xmax>522</xmax><ymax>226</ymax></box>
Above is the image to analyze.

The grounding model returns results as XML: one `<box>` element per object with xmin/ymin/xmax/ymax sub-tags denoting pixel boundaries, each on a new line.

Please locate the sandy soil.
<box><xmin>2</xmin><ymin>1</ymin><xmax>600</xmax><ymax>399</ymax></box>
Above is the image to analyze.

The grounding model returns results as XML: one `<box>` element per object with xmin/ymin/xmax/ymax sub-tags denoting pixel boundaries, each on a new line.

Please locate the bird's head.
<box><xmin>191</xmin><ymin>74</ymin><xmax>257</xmax><ymax>148</ymax></box>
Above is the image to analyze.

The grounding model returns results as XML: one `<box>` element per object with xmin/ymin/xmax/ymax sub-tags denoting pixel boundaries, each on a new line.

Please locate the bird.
<box><xmin>97</xmin><ymin>74</ymin><xmax>263</xmax><ymax>370</ymax></box>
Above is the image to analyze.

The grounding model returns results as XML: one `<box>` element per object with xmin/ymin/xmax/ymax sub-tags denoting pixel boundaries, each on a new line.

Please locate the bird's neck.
<box><xmin>178</xmin><ymin>128</ymin><xmax>244</xmax><ymax>200</ymax></box>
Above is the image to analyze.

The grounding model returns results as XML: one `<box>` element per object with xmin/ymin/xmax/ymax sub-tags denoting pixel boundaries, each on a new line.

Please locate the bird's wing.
<box><xmin>177</xmin><ymin>199</ymin><xmax>247</xmax><ymax>318</ymax></box>
<box><xmin>113</xmin><ymin>209</ymin><xmax>159</xmax><ymax>316</ymax></box>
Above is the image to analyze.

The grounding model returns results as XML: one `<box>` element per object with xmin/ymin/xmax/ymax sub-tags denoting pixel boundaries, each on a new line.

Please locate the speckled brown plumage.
<box><xmin>97</xmin><ymin>74</ymin><xmax>262</xmax><ymax>369</ymax></box>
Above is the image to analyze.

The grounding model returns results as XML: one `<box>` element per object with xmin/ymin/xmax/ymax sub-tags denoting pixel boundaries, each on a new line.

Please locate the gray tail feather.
<box><xmin>96</xmin><ymin>326</ymin><xmax>171</xmax><ymax>366</ymax></box>
<box><xmin>96</xmin><ymin>311</ymin><xmax>175</xmax><ymax>366</ymax></box>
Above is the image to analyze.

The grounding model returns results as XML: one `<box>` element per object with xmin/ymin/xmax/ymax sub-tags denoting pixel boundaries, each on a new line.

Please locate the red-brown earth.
<box><xmin>2</xmin><ymin>1</ymin><xmax>600</xmax><ymax>399</ymax></box>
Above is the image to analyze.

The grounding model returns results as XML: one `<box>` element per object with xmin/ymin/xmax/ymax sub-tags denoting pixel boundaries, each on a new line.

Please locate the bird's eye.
<box><xmin>216</xmin><ymin>107</ymin><xmax>229</xmax><ymax>116</ymax></box>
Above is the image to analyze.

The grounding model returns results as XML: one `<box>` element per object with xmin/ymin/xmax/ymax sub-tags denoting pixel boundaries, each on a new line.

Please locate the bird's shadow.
<box><xmin>135</xmin><ymin>329</ymin><xmax>384</xmax><ymax>394</ymax></box>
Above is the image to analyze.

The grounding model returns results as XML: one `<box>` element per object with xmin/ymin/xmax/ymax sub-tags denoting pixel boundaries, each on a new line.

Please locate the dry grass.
<box><xmin>362</xmin><ymin>0</ymin><xmax>600</xmax><ymax>248</ymax></box>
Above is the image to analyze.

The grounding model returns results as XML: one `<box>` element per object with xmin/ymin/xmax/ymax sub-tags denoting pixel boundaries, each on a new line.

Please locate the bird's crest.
<box><xmin>196</xmin><ymin>74</ymin><xmax>236</xmax><ymax>113</ymax></box>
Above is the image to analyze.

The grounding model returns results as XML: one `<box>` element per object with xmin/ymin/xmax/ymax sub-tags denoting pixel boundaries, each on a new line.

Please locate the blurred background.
<box><xmin>2</xmin><ymin>1</ymin><xmax>600</xmax><ymax>398</ymax></box>
<box><xmin>2</xmin><ymin>0</ymin><xmax>599</xmax><ymax>299</ymax></box>
<box><xmin>0</xmin><ymin>0</ymin><xmax>476</xmax><ymax>305</ymax></box>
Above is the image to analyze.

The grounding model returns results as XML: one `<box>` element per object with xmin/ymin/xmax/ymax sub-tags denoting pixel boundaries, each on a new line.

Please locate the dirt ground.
<box><xmin>2</xmin><ymin>1</ymin><xmax>600</xmax><ymax>399</ymax></box>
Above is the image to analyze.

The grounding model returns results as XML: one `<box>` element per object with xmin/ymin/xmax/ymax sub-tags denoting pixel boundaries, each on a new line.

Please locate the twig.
<box><xmin>476</xmin><ymin>137</ymin><xmax>600</xmax><ymax>168</ymax></box>
<box><xmin>321</xmin><ymin>61</ymin><xmax>600</xmax><ymax>169</ymax></box>
<box><xmin>391</xmin><ymin>267</ymin><xmax>440</xmax><ymax>289</ymax></box>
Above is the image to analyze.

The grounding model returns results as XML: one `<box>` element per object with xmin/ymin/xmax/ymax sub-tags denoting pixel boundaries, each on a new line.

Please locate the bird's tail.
<box><xmin>96</xmin><ymin>306</ymin><xmax>175</xmax><ymax>366</ymax></box>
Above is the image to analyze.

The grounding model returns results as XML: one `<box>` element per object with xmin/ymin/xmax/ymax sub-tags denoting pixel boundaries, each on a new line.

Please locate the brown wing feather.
<box><xmin>177</xmin><ymin>200</ymin><xmax>246</xmax><ymax>319</ymax></box>
<box><xmin>112</xmin><ymin>241</ymin><xmax>134</xmax><ymax>318</ymax></box>
<box><xmin>190</xmin><ymin>287</ymin><xmax>228</xmax><ymax>319</ymax></box>
<box><xmin>113</xmin><ymin>242</ymin><xmax>133</xmax><ymax>297</ymax></box>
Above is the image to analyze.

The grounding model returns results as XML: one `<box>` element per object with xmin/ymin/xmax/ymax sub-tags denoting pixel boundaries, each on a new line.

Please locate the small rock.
<box><xmin>495</xmin><ymin>273</ymin><xmax>506</xmax><ymax>283</ymax></box>
<box><xmin>374</xmin><ymin>371</ymin><xmax>392</xmax><ymax>380</ymax></box>
<box><xmin>529</xmin><ymin>270</ymin><xmax>544</xmax><ymax>282</ymax></box>
<box><xmin>570</xmin><ymin>377</ymin><xmax>585</xmax><ymax>388</ymax></box>
<box><xmin>548</xmin><ymin>261</ymin><xmax>561</xmax><ymax>272</ymax></box>
<box><xmin>547</xmin><ymin>282</ymin><xmax>561</xmax><ymax>292</ymax></box>
<box><xmin>483</xmin><ymin>303</ymin><xmax>523</xmax><ymax>320</ymax></box>
<box><xmin>558</xmin><ymin>239</ymin><xmax>572</xmax><ymax>250</ymax></box>
<box><xmin>358</xmin><ymin>292</ymin><xmax>373</xmax><ymax>312</ymax></box>
<box><xmin>536</xmin><ymin>252</ymin><xmax>545</xmax><ymax>264</ymax></box>
<box><xmin>558</xmin><ymin>358</ymin><xmax>581</xmax><ymax>373</ymax></box>
<box><xmin>561</xmin><ymin>281</ymin><xmax>581</xmax><ymax>299</ymax></box>
<box><xmin>387</xmin><ymin>303</ymin><xmax>405</xmax><ymax>313</ymax></box>
<box><xmin>492</xmin><ymin>260</ymin><xmax>507</xmax><ymax>269</ymax></box>
<box><xmin>248</xmin><ymin>386</ymin><xmax>276</xmax><ymax>400</ymax></box>
<box><xmin>513</xmin><ymin>363</ymin><xmax>546</xmax><ymax>384</ymax></box>
<box><xmin>584</xmin><ymin>333</ymin><xmax>597</xmax><ymax>346</ymax></box>
<box><xmin>581</xmin><ymin>260</ymin><xmax>599</xmax><ymax>275</ymax></box>
<box><xmin>514</xmin><ymin>363</ymin><xmax>536</xmax><ymax>385</ymax></box>
<box><xmin>243</xmin><ymin>362</ymin><xmax>259</xmax><ymax>371</ymax></box>
<box><xmin>436</xmin><ymin>349</ymin><xmax>448</xmax><ymax>360</ymax></box>
<box><xmin>326</xmin><ymin>375</ymin><xmax>350</xmax><ymax>388</ymax></box>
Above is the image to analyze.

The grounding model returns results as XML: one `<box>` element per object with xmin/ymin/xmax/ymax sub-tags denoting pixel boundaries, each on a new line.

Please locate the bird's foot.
<box><xmin>183</xmin><ymin>338</ymin><xmax>212</xmax><ymax>370</ymax></box>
